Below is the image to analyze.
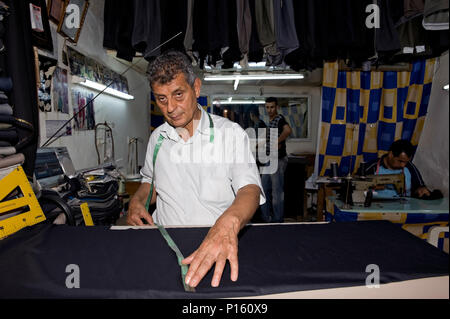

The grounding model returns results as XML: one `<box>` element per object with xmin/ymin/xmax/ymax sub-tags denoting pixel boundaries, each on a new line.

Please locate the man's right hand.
<box><xmin>126</xmin><ymin>183</ymin><xmax>156</xmax><ymax>226</ymax></box>
<box><xmin>126</xmin><ymin>201</ymin><xmax>154</xmax><ymax>226</ymax></box>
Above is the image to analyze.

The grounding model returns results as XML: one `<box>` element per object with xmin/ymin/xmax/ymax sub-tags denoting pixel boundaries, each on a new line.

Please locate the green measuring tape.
<box><xmin>145</xmin><ymin>111</ymin><xmax>214</xmax><ymax>293</ymax></box>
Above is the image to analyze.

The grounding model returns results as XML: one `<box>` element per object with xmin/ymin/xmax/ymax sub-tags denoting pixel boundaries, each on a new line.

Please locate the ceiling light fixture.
<box><xmin>204</xmin><ymin>73</ymin><xmax>304</xmax><ymax>81</ymax></box>
<box><xmin>233</xmin><ymin>77</ymin><xmax>240</xmax><ymax>91</ymax></box>
<box><xmin>213</xmin><ymin>99</ymin><xmax>266</xmax><ymax>105</ymax></box>
<box><xmin>72</xmin><ymin>76</ymin><xmax>135</xmax><ymax>100</ymax></box>
<box><xmin>443</xmin><ymin>84</ymin><xmax>449</xmax><ymax>91</ymax></box>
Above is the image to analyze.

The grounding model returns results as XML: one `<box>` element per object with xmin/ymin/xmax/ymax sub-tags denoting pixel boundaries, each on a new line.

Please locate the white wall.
<box><xmin>38</xmin><ymin>0</ymin><xmax>150</xmax><ymax>173</ymax></box>
<box><xmin>414</xmin><ymin>52</ymin><xmax>449</xmax><ymax>196</ymax></box>
<box><xmin>200</xmin><ymin>84</ymin><xmax>322</xmax><ymax>155</ymax></box>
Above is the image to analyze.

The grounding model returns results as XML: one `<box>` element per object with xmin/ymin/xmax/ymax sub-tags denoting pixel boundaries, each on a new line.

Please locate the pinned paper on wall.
<box><xmin>71</xmin><ymin>88</ymin><xmax>95</xmax><ymax>130</ymax></box>
<box><xmin>52</xmin><ymin>67</ymin><xmax>69</xmax><ymax>114</ymax></box>
<box><xmin>67</xmin><ymin>46</ymin><xmax>129</xmax><ymax>94</ymax></box>
<box><xmin>37</xmin><ymin>55</ymin><xmax>57</xmax><ymax>112</ymax></box>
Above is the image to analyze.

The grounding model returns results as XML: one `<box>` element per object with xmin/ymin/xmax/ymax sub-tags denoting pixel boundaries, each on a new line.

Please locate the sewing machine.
<box><xmin>338</xmin><ymin>173</ymin><xmax>406</xmax><ymax>208</ymax></box>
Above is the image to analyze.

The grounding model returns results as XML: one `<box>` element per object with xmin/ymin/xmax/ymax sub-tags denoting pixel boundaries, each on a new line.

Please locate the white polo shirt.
<box><xmin>140</xmin><ymin>105</ymin><xmax>266</xmax><ymax>226</ymax></box>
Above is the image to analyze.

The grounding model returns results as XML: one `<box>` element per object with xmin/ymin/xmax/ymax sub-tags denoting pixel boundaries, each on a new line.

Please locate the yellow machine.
<box><xmin>0</xmin><ymin>166</ymin><xmax>46</xmax><ymax>239</ymax></box>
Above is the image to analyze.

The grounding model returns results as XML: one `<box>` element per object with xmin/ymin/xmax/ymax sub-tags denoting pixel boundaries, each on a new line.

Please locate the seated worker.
<box><xmin>362</xmin><ymin>139</ymin><xmax>430</xmax><ymax>198</ymax></box>
<box><xmin>126</xmin><ymin>51</ymin><xmax>265</xmax><ymax>288</ymax></box>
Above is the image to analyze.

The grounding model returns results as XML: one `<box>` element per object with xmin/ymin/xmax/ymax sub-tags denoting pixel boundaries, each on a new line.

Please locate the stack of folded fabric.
<box><xmin>0</xmin><ymin>2</ymin><xmax>27</xmax><ymax>180</ymax></box>
<box><xmin>0</xmin><ymin>79</ymin><xmax>25</xmax><ymax>180</ymax></box>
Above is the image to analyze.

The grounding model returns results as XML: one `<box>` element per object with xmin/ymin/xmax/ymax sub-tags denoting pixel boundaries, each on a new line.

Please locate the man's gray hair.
<box><xmin>147</xmin><ymin>51</ymin><xmax>197</xmax><ymax>88</ymax></box>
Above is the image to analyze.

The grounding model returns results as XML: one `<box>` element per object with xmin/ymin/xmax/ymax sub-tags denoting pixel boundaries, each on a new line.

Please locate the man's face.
<box><xmin>386</xmin><ymin>151</ymin><xmax>410</xmax><ymax>169</ymax></box>
<box><xmin>265</xmin><ymin>102</ymin><xmax>277</xmax><ymax>119</ymax></box>
<box><xmin>152</xmin><ymin>73</ymin><xmax>201</xmax><ymax>134</ymax></box>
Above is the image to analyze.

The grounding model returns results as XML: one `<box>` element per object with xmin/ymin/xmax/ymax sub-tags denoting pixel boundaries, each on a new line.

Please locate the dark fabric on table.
<box><xmin>0</xmin><ymin>221</ymin><xmax>448</xmax><ymax>298</ymax></box>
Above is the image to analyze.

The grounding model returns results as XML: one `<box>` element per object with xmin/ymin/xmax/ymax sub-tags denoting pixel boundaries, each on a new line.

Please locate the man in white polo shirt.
<box><xmin>127</xmin><ymin>51</ymin><xmax>265</xmax><ymax>289</ymax></box>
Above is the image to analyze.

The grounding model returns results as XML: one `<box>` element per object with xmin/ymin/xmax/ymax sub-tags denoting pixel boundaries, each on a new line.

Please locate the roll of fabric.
<box><xmin>0</xmin><ymin>77</ymin><xmax>12</xmax><ymax>92</ymax></box>
<box><xmin>0</xmin><ymin>152</ymin><xmax>24</xmax><ymax>169</ymax></box>
<box><xmin>0</xmin><ymin>103</ymin><xmax>13</xmax><ymax>115</ymax></box>
<box><xmin>0</xmin><ymin>123</ymin><xmax>12</xmax><ymax>129</ymax></box>
<box><xmin>0</xmin><ymin>127</ymin><xmax>17</xmax><ymax>144</ymax></box>
<box><xmin>0</xmin><ymin>114</ymin><xmax>34</xmax><ymax>130</ymax></box>
<box><xmin>0</xmin><ymin>91</ymin><xmax>8</xmax><ymax>102</ymax></box>
<box><xmin>0</xmin><ymin>140</ymin><xmax>11</xmax><ymax>147</ymax></box>
<box><xmin>423</xmin><ymin>0</ymin><xmax>449</xmax><ymax>30</ymax></box>
<box><xmin>0</xmin><ymin>164</ymin><xmax>20</xmax><ymax>180</ymax></box>
<box><xmin>273</xmin><ymin>0</ymin><xmax>299</xmax><ymax>59</ymax></box>
<box><xmin>0</xmin><ymin>146</ymin><xmax>15</xmax><ymax>156</ymax></box>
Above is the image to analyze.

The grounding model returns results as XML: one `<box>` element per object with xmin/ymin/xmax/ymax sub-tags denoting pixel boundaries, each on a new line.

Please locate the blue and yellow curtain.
<box><xmin>150</xmin><ymin>93</ymin><xmax>211</xmax><ymax>132</ymax></box>
<box><xmin>318</xmin><ymin>59</ymin><xmax>436</xmax><ymax>177</ymax></box>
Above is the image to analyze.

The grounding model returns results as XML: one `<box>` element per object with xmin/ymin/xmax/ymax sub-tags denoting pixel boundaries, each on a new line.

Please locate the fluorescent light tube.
<box><xmin>213</xmin><ymin>100</ymin><xmax>266</xmax><ymax>105</ymax></box>
<box><xmin>233</xmin><ymin>78</ymin><xmax>240</xmax><ymax>90</ymax></box>
<box><xmin>77</xmin><ymin>79</ymin><xmax>135</xmax><ymax>100</ymax></box>
<box><xmin>204</xmin><ymin>73</ymin><xmax>304</xmax><ymax>81</ymax></box>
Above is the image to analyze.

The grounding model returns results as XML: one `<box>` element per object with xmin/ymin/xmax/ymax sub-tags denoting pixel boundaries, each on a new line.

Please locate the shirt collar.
<box><xmin>196</xmin><ymin>104</ymin><xmax>211</xmax><ymax>136</ymax></box>
<box><xmin>159</xmin><ymin>104</ymin><xmax>209</xmax><ymax>141</ymax></box>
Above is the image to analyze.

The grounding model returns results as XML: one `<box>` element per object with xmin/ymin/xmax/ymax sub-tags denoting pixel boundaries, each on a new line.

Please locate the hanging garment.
<box><xmin>131</xmin><ymin>0</ymin><xmax>161</xmax><ymax>59</ymax></box>
<box><xmin>273</xmin><ymin>0</ymin><xmax>299</xmax><ymax>62</ymax></box>
<box><xmin>236</xmin><ymin>0</ymin><xmax>252</xmax><ymax>66</ymax></box>
<box><xmin>160</xmin><ymin>0</ymin><xmax>187</xmax><ymax>53</ymax></box>
<box><xmin>221</xmin><ymin>0</ymin><xmax>241</xmax><ymax>69</ymax></box>
<box><xmin>328</xmin><ymin>0</ymin><xmax>377</xmax><ymax>62</ymax></box>
<box><xmin>247</xmin><ymin>0</ymin><xmax>263</xmax><ymax>63</ymax></box>
<box><xmin>193</xmin><ymin>0</ymin><xmax>229</xmax><ymax>67</ymax></box>
<box><xmin>184</xmin><ymin>0</ymin><xmax>194</xmax><ymax>58</ymax></box>
<box><xmin>389</xmin><ymin>0</ymin><xmax>447</xmax><ymax>62</ymax></box>
<box><xmin>396</xmin><ymin>15</ymin><xmax>432</xmax><ymax>58</ymax></box>
<box><xmin>404</xmin><ymin>0</ymin><xmax>426</xmax><ymax>19</ymax></box>
<box><xmin>103</xmin><ymin>0</ymin><xmax>136</xmax><ymax>62</ymax></box>
<box><xmin>285</xmin><ymin>0</ymin><xmax>330</xmax><ymax>71</ymax></box>
<box><xmin>423</xmin><ymin>0</ymin><xmax>449</xmax><ymax>30</ymax></box>
<box><xmin>254</xmin><ymin>0</ymin><xmax>277</xmax><ymax>56</ymax></box>
<box><xmin>375</xmin><ymin>0</ymin><xmax>402</xmax><ymax>59</ymax></box>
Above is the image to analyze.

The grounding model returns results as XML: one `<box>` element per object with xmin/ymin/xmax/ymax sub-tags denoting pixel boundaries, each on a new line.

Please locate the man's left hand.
<box><xmin>415</xmin><ymin>186</ymin><xmax>431</xmax><ymax>198</ymax></box>
<box><xmin>182</xmin><ymin>215</ymin><xmax>240</xmax><ymax>288</ymax></box>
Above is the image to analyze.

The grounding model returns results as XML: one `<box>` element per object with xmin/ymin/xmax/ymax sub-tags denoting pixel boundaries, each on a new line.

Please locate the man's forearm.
<box><xmin>278</xmin><ymin>132</ymin><xmax>290</xmax><ymax>144</ymax></box>
<box><xmin>278</xmin><ymin>125</ymin><xmax>292</xmax><ymax>144</ymax></box>
<box><xmin>130</xmin><ymin>182</ymin><xmax>154</xmax><ymax>207</ymax></box>
<box><xmin>217</xmin><ymin>184</ymin><xmax>260</xmax><ymax>231</ymax></box>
